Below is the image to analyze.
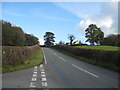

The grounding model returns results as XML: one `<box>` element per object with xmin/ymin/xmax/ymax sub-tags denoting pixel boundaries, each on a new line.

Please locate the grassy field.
<box><xmin>76</xmin><ymin>45</ymin><xmax>119</xmax><ymax>51</ymax></box>
<box><xmin>2</xmin><ymin>48</ymin><xmax>43</xmax><ymax>73</ymax></box>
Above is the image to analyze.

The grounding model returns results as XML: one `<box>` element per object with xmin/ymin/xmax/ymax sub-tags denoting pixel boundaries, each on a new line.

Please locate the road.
<box><xmin>2</xmin><ymin>47</ymin><xmax>118</xmax><ymax>89</ymax></box>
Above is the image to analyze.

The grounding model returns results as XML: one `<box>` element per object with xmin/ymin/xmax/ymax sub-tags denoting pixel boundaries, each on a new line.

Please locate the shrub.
<box><xmin>53</xmin><ymin>45</ymin><xmax>119</xmax><ymax>69</ymax></box>
<box><xmin>2</xmin><ymin>45</ymin><xmax>40</xmax><ymax>66</ymax></box>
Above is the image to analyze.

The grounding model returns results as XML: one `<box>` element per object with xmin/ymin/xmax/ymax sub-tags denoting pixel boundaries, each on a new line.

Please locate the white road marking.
<box><xmin>59</xmin><ymin>57</ymin><xmax>67</xmax><ymax>62</ymax></box>
<box><xmin>51</xmin><ymin>50</ymin><xmax>53</xmax><ymax>53</ymax></box>
<box><xmin>34</xmin><ymin>69</ymin><xmax>37</xmax><ymax>72</ymax></box>
<box><xmin>42</xmin><ymin>48</ymin><xmax>47</xmax><ymax>64</ymax></box>
<box><xmin>41</xmin><ymin>74</ymin><xmax>46</xmax><ymax>77</ymax></box>
<box><xmin>33</xmin><ymin>74</ymin><xmax>37</xmax><ymax>77</ymax></box>
<box><xmin>72</xmin><ymin>64</ymin><xmax>99</xmax><ymax>78</ymax></box>
<box><xmin>30</xmin><ymin>66</ymin><xmax>38</xmax><ymax>88</ymax></box>
<box><xmin>41</xmin><ymin>77</ymin><xmax>47</xmax><ymax>82</ymax></box>
<box><xmin>40</xmin><ymin>69</ymin><xmax>44</xmax><ymax>72</ymax></box>
<box><xmin>31</xmin><ymin>78</ymin><xmax>37</xmax><ymax>81</ymax></box>
<box><xmin>34</xmin><ymin>66</ymin><xmax>37</xmax><ymax>69</ymax></box>
<box><xmin>54</xmin><ymin>53</ymin><xmax>57</xmax><ymax>56</ymax></box>
<box><xmin>40</xmin><ymin>64</ymin><xmax>43</xmax><ymax>67</ymax></box>
<box><xmin>30</xmin><ymin>82</ymin><xmax>36</xmax><ymax>88</ymax></box>
<box><xmin>34</xmin><ymin>72</ymin><xmax>37</xmax><ymax>74</ymax></box>
<box><xmin>41</xmin><ymin>82</ymin><xmax>48</xmax><ymax>87</ymax></box>
<box><xmin>41</xmin><ymin>71</ymin><xmax>45</xmax><ymax>74</ymax></box>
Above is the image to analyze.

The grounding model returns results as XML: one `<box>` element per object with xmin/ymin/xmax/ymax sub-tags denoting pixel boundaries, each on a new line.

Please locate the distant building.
<box><xmin>73</xmin><ymin>41</ymin><xmax>80</xmax><ymax>46</ymax></box>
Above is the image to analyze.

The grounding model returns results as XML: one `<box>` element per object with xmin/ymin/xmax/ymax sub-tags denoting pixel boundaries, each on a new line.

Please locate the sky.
<box><xmin>2</xmin><ymin>1</ymin><xmax>118</xmax><ymax>45</ymax></box>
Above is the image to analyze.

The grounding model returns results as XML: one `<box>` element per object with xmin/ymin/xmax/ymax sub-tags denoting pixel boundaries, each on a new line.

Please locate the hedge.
<box><xmin>53</xmin><ymin>45</ymin><xmax>119</xmax><ymax>70</ymax></box>
<box><xmin>2</xmin><ymin>45</ymin><xmax>40</xmax><ymax>66</ymax></box>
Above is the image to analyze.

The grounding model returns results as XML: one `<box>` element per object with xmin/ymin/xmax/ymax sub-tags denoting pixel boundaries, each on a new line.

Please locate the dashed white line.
<box><xmin>41</xmin><ymin>69</ymin><xmax>44</xmax><ymax>72</ymax></box>
<box><xmin>41</xmin><ymin>74</ymin><xmax>46</xmax><ymax>77</ymax></box>
<box><xmin>39</xmin><ymin>64</ymin><xmax>48</xmax><ymax>88</ymax></box>
<box><xmin>54</xmin><ymin>53</ymin><xmax>57</xmax><ymax>56</ymax></box>
<box><xmin>40</xmin><ymin>64</ymin><xmax>43</xmax><ymax>67</ymax></box>
<box><xmin>59</xmin><ymin>57</ymin><xmax>67</xmax><ymax>62</ymax></box>
<box><xmin>41</xmin><ymin>82</ymin><xmax>48</xmax><ymax>87</ymax></box>
<box><xmin>41</xmin><ymin>71</ymin><xmax>45</xmax><ymax>74</ymax></box>
<box><xmin>72</xmin><ymin>64</ymin><xmax>99</xmax><ymax>78</ymax></box>
<box><xmin>41</xmin><ymin>77</ymin><xmax>47</xmax><ymax>82</ymax></box>
<box><xmin>33</xmin><ymin>72</ymin><xmax>37</xmax><ymax>74</ymax></box>
<box><xmin>33</xmin><ymin>74</ymin><xmax>37</xmax><ymax>77</ymax></box>
<box><xmin>29</xmin><ymin>66</ymin><xmax>38</xmax><ymax>88</ymax></box>
<box><xmin>30</xmin><ymin>82</ymin><xmax>36</xmax><ymax>88</ymax></box>
<box><xmin>42</xmin><ymin>48</ymin><xmax>47</xmax><ymax>64</ymax></box>
<box><xmin>31</xmin><ymin>78</ymin><xmax>37</xmax><ymax>81</ymax></box>
<box><xmin>34</xmin><ymin>66</ymin><xmax>37</xmax><ymax>69</ymax></box>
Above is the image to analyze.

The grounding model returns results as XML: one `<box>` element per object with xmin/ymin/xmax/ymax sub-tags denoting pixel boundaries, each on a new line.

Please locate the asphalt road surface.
<box><xmin>2</xmin><ymin>47</ymin><xmax>118</xmax><ymax>89</ymax></box>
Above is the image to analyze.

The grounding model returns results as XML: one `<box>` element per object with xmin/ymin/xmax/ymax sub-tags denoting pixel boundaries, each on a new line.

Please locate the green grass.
<box><xmin>2</xmin><ymin>48</ymin><xmax>43</xmax><ymax>73</ymax></box>
<box><xmin>76</xmin><ymin>45</ymin><xmax>119</xmax><ymax>51</ymax></box>
<box><xmin>54</xmin><ymin>48</ymin><xmax>118</xmax><ymax>72</ymax></box>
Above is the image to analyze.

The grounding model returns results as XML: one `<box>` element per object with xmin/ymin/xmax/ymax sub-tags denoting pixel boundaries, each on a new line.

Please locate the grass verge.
<box><xmin>76</xmin><ymin>45</ymin><xmax>119</xmax><ymax>51</ymax></box>
<box><xmin>2</xmin><ymin>48</ymin><xmax>43</xmax><ymax>73</ymax></box>
<box><xmin>54</xmin><ymin>48</ymin><xmax>118</xmax><ymax>72</ymax></box>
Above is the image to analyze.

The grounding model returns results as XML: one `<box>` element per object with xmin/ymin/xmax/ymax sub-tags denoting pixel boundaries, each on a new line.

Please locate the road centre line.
<box><xmin>54</xmin><ymin>53</ymin><xmax>57</xmax><ymax>56</ymax></box>
<box><xmin>59</xmin><ymin>57</ymin><xmax>67</xmax><ymax>62</ymax></box>
<box><xmin>42</xmin><ymin>48</ymin><xmax>47</xmax><ymax>64</ymax></box>
<box><xmin>72</xmin><ymin>64</ymin><xmax>99</xmax><ymax>78</ymax></box>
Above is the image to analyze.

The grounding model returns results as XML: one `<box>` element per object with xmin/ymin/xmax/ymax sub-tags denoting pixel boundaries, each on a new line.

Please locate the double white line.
<box><xmin>29</xmin><ymin>66</ymin><xmax>38</xmax><ymax>88</ymax></box>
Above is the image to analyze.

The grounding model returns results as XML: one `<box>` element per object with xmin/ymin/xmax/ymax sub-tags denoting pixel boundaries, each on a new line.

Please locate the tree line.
<box><xmin>44</xmin><ymin>24</ymin><xmax>120</xmax><ymax>47</ymax></box>
<box><xmin>2</xmin><ymin>20</ymin><xmax>39</xmax><ymax>46</ymax></box>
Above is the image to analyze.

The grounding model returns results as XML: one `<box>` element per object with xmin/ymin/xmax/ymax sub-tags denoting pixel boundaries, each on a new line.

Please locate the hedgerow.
<box><xmin>53</xmin><ymin>45</ymin><xmax>119</xmax><ymax>71</ymax></box>
<box><xmin>2</xmin><ymin>45</ymin><xmax>40</xmax><ymax>66</ymax></box>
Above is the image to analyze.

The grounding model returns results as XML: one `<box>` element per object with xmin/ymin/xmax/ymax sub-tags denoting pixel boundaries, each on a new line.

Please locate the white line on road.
<box><xmin>30</xmin><ymin>66</ymin><xmax>38</xmax><ymax>88</ymax></box>
<box><xmin>42</xmin><ymin>48</ymin><xmax>47</xmax><ymax>64</ymax></box>
<box><xmin>30</xmin><ymin>82</ymin><xmax>36</xmax><ymax>88</ymax></box>
<box><xmin>72</xmin><ymin>64</ymin><xmax>99</xmax><ymax>78</ymax></box>
<box><xmin>31</xmin><ymin>78</ymin><xmax>37</xmax><ymax>81</ymax></box>
<box><xmin>59</xmin><ymin>57</ymin><xmax>67</xmax><ymax>62</ymax></box>
<box><xmin>54</xmin><ymin>53</ymin><xmax>57</xmax><ymax>56</ymax></box>
<box><xmin>33</xmin><ymin>72</ymin><xmax>37</xmax><ymax>74</ymax></box>
<box><xmin>41</xmin><ymin>77</ymin><xmax>47</xmax><ymax>82</ymax></box>
<box><xmin>41</xmin><ymin>74</ymin><xmax>46</xmax><ymax>77</ymax></box>
<box><xmin>41</xmin><ymin>71</ymin><xmax>45</xmax><ymax>74</ymax></box>
<box><xmin>33</xmin><ymin>74</ymin><xmax>37</xmax><ymax>77</ymax></box>
<box><xmin>39</xmin><ymin>64</ymin><xmax>48</xmax><ymax>88</ymax></box>
<box><xmin>41</xmin><ymin>82</ymin><xmax>48</xmax><ymax>87</ymax></box>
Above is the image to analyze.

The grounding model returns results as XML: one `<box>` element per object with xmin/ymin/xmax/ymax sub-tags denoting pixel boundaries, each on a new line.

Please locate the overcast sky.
<box><xmin>2</xmin><ymin>1</ymin><xmax>118</xmax><ymax>45</ymax></box>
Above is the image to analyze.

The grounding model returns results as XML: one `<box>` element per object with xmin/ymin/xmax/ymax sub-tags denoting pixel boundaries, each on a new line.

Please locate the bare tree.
<box><xmin>68</xmin><ymin>34</ymin><xmax>75</xmax><ymax>46</ymax></box>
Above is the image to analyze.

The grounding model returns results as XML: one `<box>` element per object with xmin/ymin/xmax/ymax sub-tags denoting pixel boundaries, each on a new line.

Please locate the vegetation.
<box><xmin>53</xmin><ymin>45</ymin><xmax>119</xmax><ymax>72</ymax></box>
<box><xmin>44</xmin><ymin>32</ymin><xmax>55</xmax><ymax>47</ymax></box>
<box><xmin>58</xmin><ymin>41</ymin><xmax>65</xmax><ymax>45</ymax></box>
<box><xmin>54</xmin><ymin>48</ymin><xmax>118</xmax><ymax>72</ymax></box>
<box><xmin>85</xmin><ymin>24</ymin><xmax>104</xmax><ymax>45</ymax></box>
<box><xmin>2</xmin><ymin>20</ymin><xmax>39</xmax><ymax>46</ymax></box>
<box><xmin>24</xmin><ymin>33</ymin><xmax>39</xmax><ymax>46</ymax></box>
<box><xmin>101</xmin><ymin>34</ymin><xmax>120</xmax><ymax>46</ymax></box>
<box><xmin>2</xmin><ymin>45</ymin><xmax>40</xmax><ymax>66</ymax></box>
<box><xmin>2</xmin><ymin>48</ymin><xmax>43</xmax><ymax>73</ymax></box>
<box><xmin>68</xmin><ymin>34</ymin><xmax>75</xmax><ymax>45</ymax></box>
<box><xmin>76</xmin><ymin>45</ymin><xmax>119</xmax><ymax>51</ymax></box>
<box><xmin>2</xmin><ymin>20</ymin><xmax>25</xmax><ymax>46</ymax></box>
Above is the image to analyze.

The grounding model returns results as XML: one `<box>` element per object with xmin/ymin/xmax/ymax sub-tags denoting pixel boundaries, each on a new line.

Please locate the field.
<box><xmin>76</xmin><ymin>45</ymin><xmax>119</xmax><ymax>51</ymax></box>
